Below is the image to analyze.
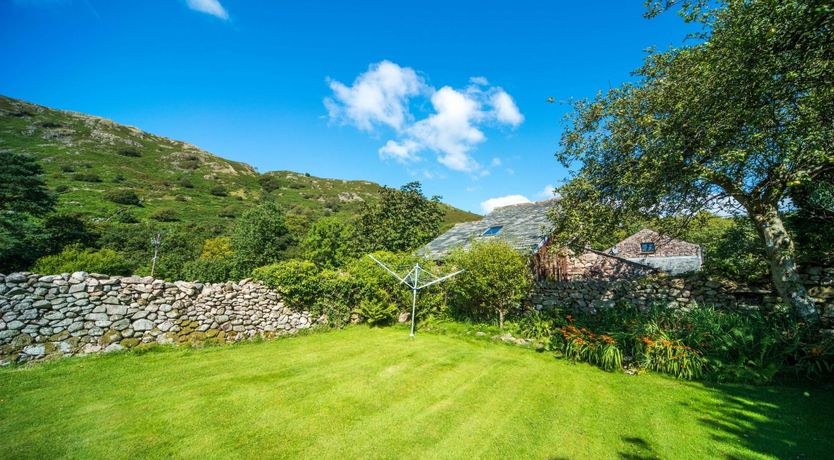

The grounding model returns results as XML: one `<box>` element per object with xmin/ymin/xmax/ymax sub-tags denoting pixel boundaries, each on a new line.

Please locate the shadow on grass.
<box><xmin>618</xmin><ymin>436</ymin><xmax>660</xmax><ymax>460</ymax></box>
<box><xmin>681</xmin><ymin>381</ymin><xmax>834</xmax><ymax>459</ymax></box>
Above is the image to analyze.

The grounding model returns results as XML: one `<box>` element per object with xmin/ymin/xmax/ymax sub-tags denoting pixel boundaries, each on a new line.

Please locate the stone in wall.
<box><xmin>0</xmin><ymin>272</ymin><xmax>324</xmax><ymax>365</ymax></box>
<box><xmin>530</xmin><ymin>267</ymin><xmax>834</xmax><ymax>328</ymax></box>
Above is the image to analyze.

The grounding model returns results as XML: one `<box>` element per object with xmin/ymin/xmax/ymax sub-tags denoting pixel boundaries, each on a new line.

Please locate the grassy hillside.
<box><xmin>0</xmin><ymin>95</ymin><xmax>479</xmax><ymax>227</ymax></box>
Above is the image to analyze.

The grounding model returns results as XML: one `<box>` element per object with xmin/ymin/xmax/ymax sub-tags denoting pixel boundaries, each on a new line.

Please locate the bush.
<box><xmin>210</xmin><ymin>185</ymin><xmax>228</xmax><ymax>197</ymax></box>
<box><xmin>117</xmin><ymin>148</ymin><xmax>142</xmax><ymax>157</ymax></box>
<box><xmin>218</xmin><ymin>205</ymin><xmax>238</xmax><ymax>218</ymax></box>
<box><xmin>112</xmin><ymin>173</ymin><xmax>126</xmax><ymax>183</ymax></box>
<box><xmin>448</xmin><ymin>240</ymin><xmax>532</xmax><ymax>329</ymax></box>
<box><xmin>182</xmin><ymin>258</ymin><xmax>243</xmax><ymax>283</ymax></box>
<box><xmin>150</xmin><ymin>208</ymin><xmax>179</xmax><ymax>222</ymax></box>
<box><xmin>178</xmin><ymin>178</ymin><xmax>194</xmax><ymax>189</ymax></box>
<box><xmin>231</xmin><ymin>201</ymin><xmax>293</xmax><ymax>269</ymax></box>
<box><xmin>354</xmin><ymin>299</ymin><xmax>398</xmax><ymax>326</ymax></box>
<box><xmin>32</xmin><ymin>245</ymin><xmax>133</xmax><ymax>275</ymax></box>
<box><xmin>55</xmin><ymin>185</ymin><xmax>69</xmax><ymax>193</ymax></box>
<box><xmin>105</xmin><ymin>190</ymin><xmax>141</xmax><ymax>206</ymax></box>
<box><xmin>543</xmin><ymin>303</ymin><xmax>833</xmax><ymax>383</ymax></box>
<box><xmin>72</xmin><ymin>173</ymin><xmax>102</xmax><ymax>183</ymax></box>
<box><xmin>253</xmin><ymin>259</ymin><xmax>321</xmax><ymax>309</ymax></box>
<box><xmin>301</xmin><ymin>217</ymin><xmax>358</xmax><ymax>269</ymax></box>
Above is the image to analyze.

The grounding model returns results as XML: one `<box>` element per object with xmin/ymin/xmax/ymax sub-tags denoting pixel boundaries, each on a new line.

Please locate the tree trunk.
<box><xmin>498</xmin><ymin>309</ymin><xmax>505</xmax><ymax>330</ymax></box>
<box><xmin>750</xmin><ymin>206</ymin><xmax>819</xmax><ymax>322</ymax></box>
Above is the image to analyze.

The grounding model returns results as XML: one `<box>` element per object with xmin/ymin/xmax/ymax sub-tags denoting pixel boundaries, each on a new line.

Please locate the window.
<box><xmin>482</xmin><ymin>226</ymin><xmax>503</xmax><ymax>236</ymax></box>
<box><xmin>640</xmin><ymin>242</ymin><xmax>656</xmax><ymax>253</ymax></box>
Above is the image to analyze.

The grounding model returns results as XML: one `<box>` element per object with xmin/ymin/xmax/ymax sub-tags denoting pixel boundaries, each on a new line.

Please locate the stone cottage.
<box><xmin>418</xmin><ymin>198</ymin><xmax>702</xmax><ymax>281</ymax></box>
<box><xmin>418</xmin><ymin>199</ymin><xmax>665</xmax><ymax>281</ymax></box>
<box><xmin>607</xmin><ymin>228</ymin><xmax>702</xmax><ymax>275</ymax></box>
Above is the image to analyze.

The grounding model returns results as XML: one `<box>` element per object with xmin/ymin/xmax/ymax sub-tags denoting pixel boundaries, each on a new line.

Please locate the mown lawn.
<box><xmin>0</xmin><ymin>327</ymin><xmax>831</xmax><ymax>459</ymax></box>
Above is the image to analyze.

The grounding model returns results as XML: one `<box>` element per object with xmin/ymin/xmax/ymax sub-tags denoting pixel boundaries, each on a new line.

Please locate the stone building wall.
<box><xmin>530</xmin><ymin>266</ymin><xmax>834</xmax><ymax>327</ymax></box>
<box><xmin>0</xmin><ymin>272</ymin><xmax>322</xmax><ymax>364</ymax></box>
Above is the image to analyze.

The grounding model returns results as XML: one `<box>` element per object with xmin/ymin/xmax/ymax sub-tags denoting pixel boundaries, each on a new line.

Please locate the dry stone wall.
<box><xmin>0</xmin><ymin>272</ymin><xmax>322</xmax><ymax>365</ymax></box>
<box><xmin>531</xmin><ymin>266</ymin><xmax>834</xmax><ymax>327</ymax></box>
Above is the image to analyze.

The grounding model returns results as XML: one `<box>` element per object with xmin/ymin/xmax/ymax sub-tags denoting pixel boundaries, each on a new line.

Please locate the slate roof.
<box><xmin>418</xmin><ymin>199</ymin><xmax>558</xmax><ymax>259</ymax></box>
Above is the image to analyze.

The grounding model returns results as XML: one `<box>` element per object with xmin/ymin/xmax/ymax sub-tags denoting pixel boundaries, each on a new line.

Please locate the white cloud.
<box><xmin>186</xmin><ymin>0</ymin><xmax>229</xmax><ymax>19</ymax></box>
<box><xmin>325</xmin><ymin>61</ymin><xmax>425</xmax><ymax>132</ymax></box>
<box><xmin>469</xmin><ymin>76</ymin><xmax>490</xmax><ymax>86</ymax></box>
<box><xmin>538</xmin><ymin>184</ymin><xmax>556</xmax><ymax>199</ymax></box>
<box><xmin>490</xmin><ymin>158</ymin><xmax>502</xmax><ymax>167</ymax></box>
<box><xmin>490</xmin><ymin>90</ymin><xmax>524</xmax><ymax>126</ymax></box>
<box><xmin>378</xmin><ymin>140</ymin><xmax>421</xmax><ymax>164</ymax></box>
<box><xmin>408</xmin><ymin>86</ymin><xmax>485</xmax><ymax>172</ymax></box>
<box><xmin>480</xmin><ymin>194</ymin><xmax>531</xmax><ymax>213</ymax></box>
<box><xmin>325</xmin><ymin>61</ymin><xmax>523</xmax><ymax>174</ymax></box>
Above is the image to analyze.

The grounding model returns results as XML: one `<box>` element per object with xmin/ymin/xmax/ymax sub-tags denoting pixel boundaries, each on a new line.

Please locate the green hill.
<box><xmin>0</xmin><ymin>95</ymin><xmax>479</xmax><ymax>227</ymax></box>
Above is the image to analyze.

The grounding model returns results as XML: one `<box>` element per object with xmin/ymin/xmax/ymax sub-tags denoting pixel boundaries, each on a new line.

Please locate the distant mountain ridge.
<box><xmin>0</xmin><ymin>95</ymin><xmax>479</xmax><ymax>227</ymax></box>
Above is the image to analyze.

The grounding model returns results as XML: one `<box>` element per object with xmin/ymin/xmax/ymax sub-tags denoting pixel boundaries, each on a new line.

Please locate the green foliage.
<box><xmin>0</xmin><ymin>152</ymin><xmax>56</xmax><ymax>216</ymax></box>
<box><xmin>301</xmin><ymin>217</ymin><xmax>358</xmax><ymax>269</ymax></box>
<box><xmin>353</xmin><ymin>299</ymin><xmax>398</xmax><ymax>326</ymax></box>
<box><xmin>686</xmin><ymin>216</ymin><xmax>769</xmax><ymax>283</ymax></box>
<box><xmin>553</xmin><ymin>0</ymin><xmax>834</xmax><ymax>320</ymax></box>
<box><xmin>253</xmin><ymin>259</ymin><xmax>320</xmax><ymax>309</ymax></box>
<box><xmin>554</xmin><ymin>324</ymin><xmax>624</xmax><ymax>372</ymax></box>
<box><xmin>105</xmin><ymin>190</ymin><xmax>141</xmax><ymax>206</ymax></box>
<box><xmin>182</xmin><ymin>257</ymin><xmax>243</xmax><ymax>283</ymax></box>
<box><xmin>96</xmin><ymin>223</ymin><xmax>207</xmax><ymax>281</ymax></box>
<box><xmin>117</xmin><ymin>148</ymin><xmax>142</xmax><ymax>158</ymax></box>
<box><xmin>150</xmin><ymin>208</ymin><xmax>179</xmax><ymax>222</ymax></box>
<box><xmin>32</xmin><ymin>244</ymin><xmax>133</xmax><ymax>275</ymax></box>
<box><xmin>448</xmin><ymin>240</ymin><xmax>532</xmax><ymax>329</ymax></box>
<box><xmin>356</xmin><ymin>181</ymin><xmax>444</xmax><ymax>253</ymax></box>
<box><xmin>0</xmin><ymin>152</ymin><xmax>56</xmax><ymax>272</ymax></box>
<box><xmin>71</xmin><ymin>172</ymin><xmax>102</xmax><ymax>183</ymax></box>
<box><xmin>39</xmin><ymin>213</ymin><xmax>97</xmax><ymax>255</ymax></box>
<box><xmin>231</xmin><ymin>201</ymin><xmax>294</xmax><ymax>270</ymax></box>
<box><xmin>544</xmin><ymin>304</ymin><xmax>833</xmax><ymax>383</ymax></box>
<box><xmin>200</xmin><ymin>237</ymin><xmax>233</xmax><ymax>260</ymax></box>
<box><xmin>210</xmin><ymin>185</ymin><xmax>228</xmax><ymax>197</ymax></box>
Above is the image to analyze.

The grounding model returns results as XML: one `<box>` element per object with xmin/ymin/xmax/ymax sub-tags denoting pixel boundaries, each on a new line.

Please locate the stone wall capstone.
<box><xmin>0</xmin><ymin>272</ymin><xmax>323</xmax><ymax>365</ymax></box>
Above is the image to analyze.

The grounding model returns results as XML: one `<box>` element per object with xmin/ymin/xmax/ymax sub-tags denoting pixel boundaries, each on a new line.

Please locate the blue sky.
<box><xmin>0</xmin><ymin>0</ymin><xmax>693</xmax><ymax>214</ymax></box>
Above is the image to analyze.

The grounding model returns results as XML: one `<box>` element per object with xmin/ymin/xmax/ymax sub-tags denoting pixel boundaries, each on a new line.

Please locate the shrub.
<box><xmin>218</xmin><ymin>205</ymin><xmax>238</xmax><ymax>218</ymax></box>
<box><xmin>55</xmin><ymin>185</ymin><xmax>69</xmax><ymax>193</ymax></box>
<box><xmin>112</xmin><ymin>173</ymin><xmax>126</xmax><ymax>183</ymax></box>
<box><xmin>210</xmin><ymin>185</ymin><xmax>227</xmax><ymax>197</ymax></box>
<box><xmin>301</xmin><ymin>217</ymin><xmax>358</xmax><ymax>269</ymax></box>
<box><xmin>32</xmin><ymin>245</ymin><xmax>133</xmax><ymax>276</ymax></box>
<box><xmin>150</xmin><ymin>208</ymin><xmax>178</xmax><ymax>222</ymax></box>
<box><xmin>200</xmin><ymin>237</ymin><xmax>233</xmax><ymax>260</ymax></box>
<box><xmin>72</xmin><ymin>173</ymin><xmax>102</xmax><ymax>183</ymax></box>
<box><xmin>231</xmin><ymin>201</ymin><xmax>293</xmax><ymax>269</ymax></box>
<box><xmin>117</xmin><ymin>148</ymin><xmax>142</xmax><ymax>157</ymax></box>
<box><xmin>182</xmin><ymin>258</ymin><xmax>242</xmax><ymax>283</ymax></box>
<box><xmin>178</xmin><ymin>177</ymin><xmax>194</xmax><ymax>189</ymax></box>
<box><xmin>354</xmin><ymin>299</ymin><xmax>398</xmax><ymax>326</ymax></box>
<box><xmin>448</xmin><ymin>240</ymin><xmax>532</xmax><ymax>329</ymax></box>
<box><xmin>60</xmin><ymin>165</ymin><xmax>75</xmax><ymax>173</ymax></box>
<box><xmin>105</xmin><ymin>190</ymin><xmax>141</xmax><ymax>206</ymax></box>
<box><xmin>253</xmin><ymin>259</ymin><xmax>321</xmax><ymax>309</ymax></box>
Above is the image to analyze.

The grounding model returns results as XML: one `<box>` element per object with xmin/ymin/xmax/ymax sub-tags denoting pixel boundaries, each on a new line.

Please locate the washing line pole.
<box><xmin>410</xmin><ymin>264</ymin><xmax>419</xmax><ymax>336</ymax></box>
<box><xmin>368</xmin><ymin>255</ymin><xmax>463</xmax><ymax>337</ymax></box>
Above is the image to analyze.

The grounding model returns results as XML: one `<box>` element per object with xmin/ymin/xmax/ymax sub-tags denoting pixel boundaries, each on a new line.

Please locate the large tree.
<box><xmin>0</xmin><ymin>152</ymin><xmax>56</xmax><ymax>272</ymax></box>
<box><xmin>356</xmin><ymin>181</ymin><xmax>444</xmax><ymax>253</ymax></box>
<box><xmin>552</xmin><ymin>0</ymin><xmax>833</xmax><ymax>321</ymax></box>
